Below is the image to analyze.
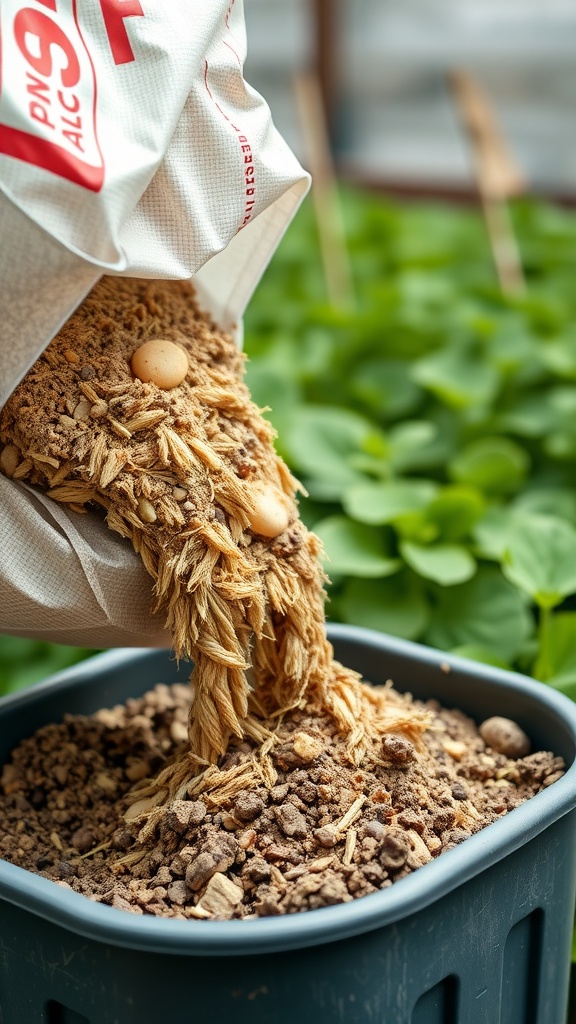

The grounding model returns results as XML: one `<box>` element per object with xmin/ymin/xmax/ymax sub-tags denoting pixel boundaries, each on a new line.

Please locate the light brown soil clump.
<box><xmin>0</xmin><ymin>681</ymin><xmax>564</xmax><ymax>919</ymax></box>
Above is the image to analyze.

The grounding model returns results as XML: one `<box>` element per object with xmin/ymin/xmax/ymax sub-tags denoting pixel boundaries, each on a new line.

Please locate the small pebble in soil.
<box><xmin>479</xmin><ymin>716</ymin><xmax>531</xmax><ymax>758</ymax></box>
<box><xmin>381</xmin><ymin>733</ymin><xmax>416</xmax><ymax>764</ymax></box>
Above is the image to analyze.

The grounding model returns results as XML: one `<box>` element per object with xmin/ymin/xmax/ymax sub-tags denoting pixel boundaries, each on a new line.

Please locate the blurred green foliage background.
<box><xmin>0</xmin><ymin>636</ymin><xmax>97</xmax><ymax>697</ymax></box>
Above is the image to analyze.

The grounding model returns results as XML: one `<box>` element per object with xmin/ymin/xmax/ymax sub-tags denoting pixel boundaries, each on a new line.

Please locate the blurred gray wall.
<box><xmin>244</xmin><ymin>0</ymin><xmax>576</xmax><ymax>194</ymax></box>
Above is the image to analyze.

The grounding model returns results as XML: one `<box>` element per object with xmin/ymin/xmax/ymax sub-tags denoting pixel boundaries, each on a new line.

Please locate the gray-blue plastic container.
<box><xmin>1</xmin><ymin>624</ymin><xmax>576</xmax><ymax>1024</ymax></box>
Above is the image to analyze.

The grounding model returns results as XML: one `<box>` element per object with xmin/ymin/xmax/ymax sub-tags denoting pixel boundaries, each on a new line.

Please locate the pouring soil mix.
<box><xmin>0</xmin><ymin>277</ymin><xmax>565</xmax><ymax>919</ymax></box>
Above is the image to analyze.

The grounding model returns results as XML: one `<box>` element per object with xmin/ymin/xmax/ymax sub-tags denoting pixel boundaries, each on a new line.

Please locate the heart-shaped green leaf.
<box><xmin>284</xmin><ymin>405</ymin><xmax>381</xmax><ymax>487</ymax></box>
<box><xmin>343</xmin><ymin>479</ymin><xmax>438</xmax><ymax>525</ymax></box>
<box><xmin>314</xmin><ymin>516</ymin><xmax>402</xmax><ymax>578</ymax></box>
<box><xmin>425</xmin><ymin>485</ymin><xmax>486</xmax><ymax>541</ymax></box>
<box><xmin>351</xmin><ymin>358</ymin><xmax>421</xmax><ymax>420</ymax></box>
<box><xmin>449</xmin><ymin>436</ymin><xmax>529</xmax><ymax>494</ymax></box>
<box><xmin>400</xmin><ymin>541</ymin><xmax>476</xmax><ymax>586</ymax></box>
<box><xmin>388</xmin><ymin>421</ymin><xmax>438</xmax><ymax>471</ymax></box>
<box><xmin>338</xmin><ymin>573</ymin><xmax>430</xmax><ymax>640</ymax></box>
<box><xmin>513</xmin><ymin>488</ymin><xmax>576</xmax><ymax>523</ymax></box>
<box><xmin>533</xmin><ymin>612</ymin><xmax>576</xmax><ymax>695</ymax></box>
<box><xmin>473</xmin><ymin>506</ymin><xmax>519</xmax><ymax>561</ymax></box>
<box><xmin>425</xmin><ymin>567</ymin><xmax>533</xmax><ymax>661</ymax></box>
<box><xmin>502</xmin><ymin>514</ymin><xmax>576</xmax><ymax>609</ymax></box>
<box><xmin>412</xmin><ymin>345</ymin><xmax>499</xmax><ymax>409</ymax></box>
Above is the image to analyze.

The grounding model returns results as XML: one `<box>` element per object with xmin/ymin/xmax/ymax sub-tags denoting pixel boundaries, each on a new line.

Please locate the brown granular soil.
<box><xmin>0</xmin><ymin>681</ymin><xmax>564</xmax><ymax>920</ymax></box>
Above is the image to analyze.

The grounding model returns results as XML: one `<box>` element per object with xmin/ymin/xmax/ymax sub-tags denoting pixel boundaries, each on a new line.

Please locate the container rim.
<box><xmin>2</xmin><ymin>624</ymin><xmax>576</xmax><ymax>957</ymax></box>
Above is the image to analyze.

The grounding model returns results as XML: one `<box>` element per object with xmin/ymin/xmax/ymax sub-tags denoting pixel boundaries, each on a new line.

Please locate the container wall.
<box><xmin>1</xmin><ymin>813</ymin><xmax>575</xmax><ymax>1024</ymax></box>
<box><xmin>2</xmin><ymin>632</ymin><xmax>576</xmax><ymax>1023</ymax></box>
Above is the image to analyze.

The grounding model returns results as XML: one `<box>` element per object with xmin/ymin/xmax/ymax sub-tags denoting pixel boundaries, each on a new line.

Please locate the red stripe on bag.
<box><xmin>0</xmin><ymin>0</ymin><xmax>104</xmax><ymax>191</ymax></box>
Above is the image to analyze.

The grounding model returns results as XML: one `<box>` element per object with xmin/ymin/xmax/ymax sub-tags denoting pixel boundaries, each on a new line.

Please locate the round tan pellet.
<box><xmin>131</xmin><ymin>338</ymin><xmax>189</xmax><ymax>390</ymax></box>
<box><xmin>479</xmin><ymin>716</ymin><xmax>531</xmax><ymax>758</ymax></box>
<box><xmin>247</xmin><ymin>486</ymin><xmax>289</xmax><ymax>538</ymax></box>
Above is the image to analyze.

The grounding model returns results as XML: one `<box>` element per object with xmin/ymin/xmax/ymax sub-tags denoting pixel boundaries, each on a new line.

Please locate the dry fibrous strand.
<box><xmin>0</xmin><ymin>277</ymin><xmax>428</xmax><ymax>816</ymax></box>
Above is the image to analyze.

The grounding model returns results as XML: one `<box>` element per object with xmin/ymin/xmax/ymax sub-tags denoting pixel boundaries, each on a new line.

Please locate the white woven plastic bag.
<box><xmin>0</xmin><ymin>0</ymin><xmax>309</xmax><ymax>646</ymax></box>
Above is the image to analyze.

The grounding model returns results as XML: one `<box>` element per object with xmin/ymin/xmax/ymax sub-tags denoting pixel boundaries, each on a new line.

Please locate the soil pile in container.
<box><xmin>0</xmin><ymin>277</ymin><xmax>565</xmax><ymax>918</ymax></box>
<box><xmin>0</xmin><ymin>681</ymin><xmax>564</xmax><ymax>918</ymax></box>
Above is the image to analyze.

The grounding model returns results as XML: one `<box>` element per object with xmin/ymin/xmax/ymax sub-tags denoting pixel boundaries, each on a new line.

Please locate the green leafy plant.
<box><xmin>243</xmin><ymin>189</ymin><xmax>576</xmax><ymax>698</ymax></box>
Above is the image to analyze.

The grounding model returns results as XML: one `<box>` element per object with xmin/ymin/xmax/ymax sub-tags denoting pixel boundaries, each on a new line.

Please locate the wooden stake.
<box><xmin>294</xmin><ymin>70</ymin><xmax>355</xmax><ymax>308</ymax></box>
<box><xmin>449</xmin><ymin>69</ymin><xmax>526</xmax><ymax>297</ymax></box>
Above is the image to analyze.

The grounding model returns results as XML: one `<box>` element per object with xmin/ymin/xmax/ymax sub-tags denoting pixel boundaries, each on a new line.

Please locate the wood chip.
<box><xmin>124</xmin><ymin>789</ymin><xmax>167</xmax><ymax>821</ymax></box>
<box><xmin>73</xmin><ymin>399</ymin><xmax>92</xmax><ymax>420</ymax></box>
<box><xmin>100</xmin><ymin>450</ymin><xmax>128</xmax><ymax>488</ymax></box>
<box><xmin>335</xmin><ymin>794</ymin><xmax>366</xmax><ymax>834</ymax></box>
<box><xmin>124</xmin><ymin>760</ymin><xmax>151</xmax><ymax>783</ymax></box>
<box><xmin>342</xmin><ymin>828</ymin><xmax>357</xmax><ymax>866</ymax></box>
<box><xmin>28</xmin><ymin>451</ymin><xmax>60</xmax><ymax>468</ymax></box>
<box><xmin>94</xmin><ymin>772</ymin><xmax>119</xmax><ymax>794</ymax></box>
<box><xmin>107</xmin><ymin>417</ymin><xmax>132</xmax><ymax>440</ymax></box>
<box><xmin>11</xmin><ymin>458</ymin><xmax>33</xmax><ymax>480</ymax></box>
<box><xmin>186</xmin><ymin>904</ymin><xmax>212</xmax><ymax>919</ymax></box>
<box><xmin>269</xmin><ymin>864</ymin><xmax>287</xmax><ymax>890</ymax></box>
<box><xmin>59</xmin><ymin>414</ymin><xmax>78</xmax><ymax>429</ymax></box>
<box><xmin>407</xmin><ymin>829</ymin><xmax>432</xmax><ymax>865</ymax></box>
<box><xmin>50</xmin><ymin>830</ymin><xmax>64</xmax><ymax>851</ymax></box>
<box><xmin>78</xmin><ymin>381</ymin><xmax>100</xmax><ymax>404</ymax></box>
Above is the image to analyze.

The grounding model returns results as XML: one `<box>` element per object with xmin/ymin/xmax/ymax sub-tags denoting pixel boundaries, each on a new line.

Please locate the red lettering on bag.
<box><xmin>14</xmin><ymin>8</ymin><xmax>80</xmax><ymax>86</ymax></box>
<box><xmin>98</xmin><ymin>0</ymin><xmax>143</xmax><ymax>66</ymax></box>
<box><xmin>0</xmin><ymin>0</ymin><xmax>104</xmax><ymax>190</ymax></box>
<box><xmin>26</xmin><ymin>72</ymin><xmax>50</xmax><ymax>105</ymax></box>
<box><xmin>204</xmin><ymin>64</ymin><xmax>257</xmax><ymax>231</ymax></box>
<box><xmin>58</xmin><ymin>89</ymin><xmax>80</xmax><ymax>113</ymax></box>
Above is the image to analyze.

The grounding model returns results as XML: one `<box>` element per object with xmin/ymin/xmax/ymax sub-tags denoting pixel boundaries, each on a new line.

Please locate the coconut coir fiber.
<box><xmin>0</xmin><ymin>277</ymin><xmax>565</xmax><ymax>918</ymax></box>
<box><xmin>0</xmin><ymin>277</ymin><xmax>428</xmax><ymax>783</ymax></box>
